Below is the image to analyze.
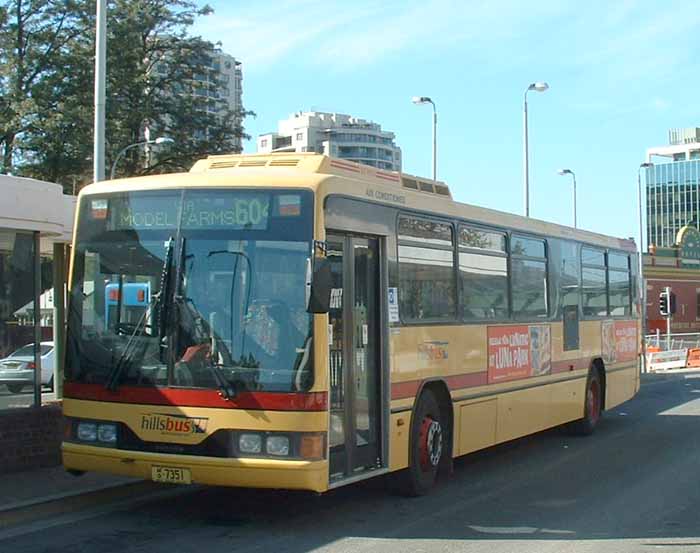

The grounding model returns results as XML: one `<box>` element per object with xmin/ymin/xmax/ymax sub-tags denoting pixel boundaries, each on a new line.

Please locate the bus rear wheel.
<box><xmin>570</xmin><ymin>369</ymin><xmax>602</xmax><ymax>436</ymax></box>
<box><xmin>397</xmin><ymin>389</ymin><xmax>444</xmax><ymax>496</ymax></box>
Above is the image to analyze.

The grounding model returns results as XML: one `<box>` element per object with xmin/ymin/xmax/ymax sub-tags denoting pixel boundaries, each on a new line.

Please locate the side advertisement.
<box><xmin>602</xmin><ymin>321</ymin><xmax>637</xmax><ymax>364</ymax></box>
<box><xmin>487</xmin><ymin>325</ymin><xmax>551</xmax><ymax>383</ymax></box>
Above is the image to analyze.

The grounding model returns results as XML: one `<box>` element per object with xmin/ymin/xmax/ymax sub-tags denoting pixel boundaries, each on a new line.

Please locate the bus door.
<box><xmin>327</xmin><ymin>234</ymin><xmax>383</xmax><ymax>482</ymax></box>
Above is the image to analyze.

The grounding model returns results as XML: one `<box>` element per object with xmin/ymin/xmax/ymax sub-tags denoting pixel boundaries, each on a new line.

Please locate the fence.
<box><xmin>645</xmin><ymin>332</ymin><xmax>700</xmax><ymax>352</ymax></box>
<box><xmin>644</xmin><ymin>332</ymin><xmax>700</xmax><ymax>371</ymax></box>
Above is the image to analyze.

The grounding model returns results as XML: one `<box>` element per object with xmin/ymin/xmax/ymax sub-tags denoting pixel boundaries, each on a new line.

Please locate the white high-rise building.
<box><xmin>257</xmin><ymin>112</ymin><xmax>402</xmax><ymax>171</ymax></box>
<box><xmin>153</xmin><ymin>47</ymin><xmax>244</xmax><ymax>149</ymax></box>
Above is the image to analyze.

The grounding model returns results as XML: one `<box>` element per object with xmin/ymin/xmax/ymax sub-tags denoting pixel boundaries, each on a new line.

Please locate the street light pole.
<box><xmin>110</xmin><ymin>137</ymin><xmax>174</xmax><ymax>180</ymax></box>
<box><xmin>523</xmin><ymin>82</ymin><xmax>549</xmax><ymax>217</ymax></box>
<box><xmin>557</xmin><ymin>169</ymin><xmax>577</xmax><ymax>228</ymax></box>
<box><xmin>638</xmin><ymin>162</ymin><xmax>653</xmax><ymax>312</ymax></box>
<box><xmin>93</xmin><ymin>0</ymin><xmax>107</xmax><ymax>182</ymax></box>
<box><xmin>412</xmin><ymin>96</ymin><xmax>437</xmax><ymax>181</ymax></box>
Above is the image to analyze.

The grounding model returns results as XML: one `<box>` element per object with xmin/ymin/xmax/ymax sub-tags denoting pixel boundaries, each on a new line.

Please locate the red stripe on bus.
<box><xmin>330</xmin><ymin>161</ymin><xmax>361</xmax><ymax>173</ymax></box>
<box><xmin>375</xmin><ymin>172</ymin><xmax>399</xmax><ymax>182</ymax></box>
<box><xmin>390</xmin><ymin>359</ymin><xmax>600</xmax><ymax>401</ymax></box>
<box><xmin>63</xmin><ymin>383</ymin><xmax>328</xmax><ymax>411</ymax></box>
<box><xmin>391</xmin><ymin>371</ymin><xmax>489</xmax><ymax>400</ymax></box>
<box><xmin>445</xmin><ymin>371</ymin><xmax>489</xmax><ymax>389</ymax></box>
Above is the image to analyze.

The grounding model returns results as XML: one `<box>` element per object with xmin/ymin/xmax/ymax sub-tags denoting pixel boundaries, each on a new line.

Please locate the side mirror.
<box><xmin>307</xmin><ymin>257</ymin><xmax>332</xmax><ymax>314</ymax></box>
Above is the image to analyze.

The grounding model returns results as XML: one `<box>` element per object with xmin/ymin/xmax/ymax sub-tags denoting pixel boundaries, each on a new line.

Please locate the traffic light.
<box><xmin>659</xmin><ymin>290</ymin><xmax>669</xmax><ymax>316</ymax></box>
<box><xmin>659</xmin><ymin>288</ymin><xmax>677</xmax><ymax>317</ymax></box>
<box><xmin>669</xmin><ymin>291</ymin><xmax>677</xmax><ymax>315</ymax></box>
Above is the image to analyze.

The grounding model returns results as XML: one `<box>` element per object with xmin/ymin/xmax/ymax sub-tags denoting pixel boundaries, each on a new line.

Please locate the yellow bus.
<box><xmin>62</xmin><ymin>153</ymin><xmax>640</xmax><ymax>495</ymax></box>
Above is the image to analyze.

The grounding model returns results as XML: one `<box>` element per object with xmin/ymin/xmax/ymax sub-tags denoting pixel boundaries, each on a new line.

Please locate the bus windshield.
<box><xmin>65</xmin><ymin>188</ymin><xmax>314</xmax><ymax>394</ymax></box>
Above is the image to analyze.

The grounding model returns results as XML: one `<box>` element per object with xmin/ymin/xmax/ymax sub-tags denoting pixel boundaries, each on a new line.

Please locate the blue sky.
<box><xmin>192</xmin><ymin>0</ymin><xmax>700</xmax><ymax>242</ymax></box>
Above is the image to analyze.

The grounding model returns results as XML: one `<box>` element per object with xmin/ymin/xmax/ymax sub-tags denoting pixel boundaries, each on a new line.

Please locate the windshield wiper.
<box><xmin>105</xmin><ymin>303</ymin><xmax>151</xmax><ymax>390</ymax></box>
<box><xmin>174</xmin><ymin>242</ymin><xmax>235</xmax><ymax>400</ymax></box>
<box><xmin>158</xmin><ymin>237</ymin><xmax>176</xmax><ymax>363</ymax></box>
<box><xmin>105</xmin><ymin>237</ymin><xmax>175</xmax><ymax>391</ymax></box>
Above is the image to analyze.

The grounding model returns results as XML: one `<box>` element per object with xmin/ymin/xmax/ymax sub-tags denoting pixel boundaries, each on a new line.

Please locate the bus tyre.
<box><xmin>399</xmin><ymin>389</ymin><xmax>444</xmax><ymax>496</ymax></box>
<box><xmin>570</xmin><ymin>369</ymin><xmax>602</xmax><ymax>436</ymax></box>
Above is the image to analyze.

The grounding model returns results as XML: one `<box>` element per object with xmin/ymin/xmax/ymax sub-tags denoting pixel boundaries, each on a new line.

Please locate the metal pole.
<box><xmin>523</xmin><ymin>91</ymin><xmax>529</xmax><ymax>217</ymax></box>
<box><xmin>93</xmin><ymin>0</ymin><xmax>107</xmax><ymax>183</ymax></box>
<box><xmin>572</xmin><ymin>173</ymin><xmax>577</xmax><ymax>228</ymax></box>
<box><xmin>637</xmin><ymin>163</ymin><xmax>658</xmax><ymax>372</ymax></box>
<box><xmin>666</xmin><ymin>285</ymin><xmax>672</xmax><ymax>351</ymax></box>
<box><xmin>52</xmin><ymin>243</ymin><xmax>65</xmax><ymax>399</ymax></box>
<box><xmin>33</xmin><ymin>232</ymin><xmax>42</xmax><ymax>408</ymax></box>
<box><xmin>432</xmin><ymin>103</ymin><xmax>437</xmax><ymax>182</ymax></box>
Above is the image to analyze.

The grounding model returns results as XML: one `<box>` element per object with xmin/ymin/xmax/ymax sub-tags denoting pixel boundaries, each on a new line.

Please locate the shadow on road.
<box><xmin>85</xmin><ymin>370</ymin><xmax>700</xmax><ymax>552</ymax></box>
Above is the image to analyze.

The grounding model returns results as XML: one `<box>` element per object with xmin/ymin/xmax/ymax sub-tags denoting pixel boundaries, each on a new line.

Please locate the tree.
<box><xmin>3</xmin><ymin>0</ymin><xmax>252</xmax><ymax>189</ymax></box>
<box><xmin>0</xmin><ymin>0</ymin><xmax>87</xmax><ymax>175</ymax></box>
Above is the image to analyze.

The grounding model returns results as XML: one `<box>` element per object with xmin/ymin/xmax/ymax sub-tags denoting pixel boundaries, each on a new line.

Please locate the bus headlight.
<box><xmin>266</xmin><ymin>435</ymin><xmax>290</xmax><ymax>456</ymax></box>
<box><xmin>232</xmin><ymin>431</ymin><xmax>325</xmax><ymax>460</ymax></box>
<box><xmin>97</xmin><ymin>423</ymin><xmax>118</xmax><ymax>444</ymax></box>
<box><xmin>239</xmin><ymin>433</ymin><xmax>263</xmax><ymax>454</ymax></box>
<box><xmin>77</xmin><ymin>422</ymin><xmax>97</xmax><ymax>442</ymax></box>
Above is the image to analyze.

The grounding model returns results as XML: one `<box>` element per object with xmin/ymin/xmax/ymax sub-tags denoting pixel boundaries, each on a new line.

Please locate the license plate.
<box><xmin>151</xmin><ymin>465</ymin><xmax>191</xmax><ymax>484</ymax></box>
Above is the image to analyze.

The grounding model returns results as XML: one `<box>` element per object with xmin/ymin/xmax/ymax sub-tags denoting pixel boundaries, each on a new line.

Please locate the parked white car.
<box><xmin>0</xmin><ymin>342</ymin><xmax>55</xmax><ymax>394</ymax></box>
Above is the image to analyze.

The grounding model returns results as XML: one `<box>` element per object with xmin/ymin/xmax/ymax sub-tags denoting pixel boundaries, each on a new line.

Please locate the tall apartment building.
<box><xmin>645</xmin><ymin>128</ymin><xmax>700</xmax><ymax>248</ymax></box>
<box><xmin>154</xmin><ymin>47</ymin><xmax>244</xmax><ymax>149</ymax></box>
<box><xmin>257</xmin><ymin>112</ymin><xmax>402</xmax><ymax>171</ymax></box>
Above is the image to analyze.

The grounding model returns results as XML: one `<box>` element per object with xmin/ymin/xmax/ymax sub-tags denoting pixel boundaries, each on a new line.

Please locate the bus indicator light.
<box><xmin>300</xmin><ymin>433</ymin><xmax>325</xmax><ymax>461</ymax></box>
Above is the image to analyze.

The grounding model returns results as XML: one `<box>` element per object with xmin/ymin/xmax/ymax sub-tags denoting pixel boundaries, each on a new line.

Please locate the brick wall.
<box><xmin>0</xmin><ymin>403</ymin><xmax>63</xmax><ymax>474</ymax></box>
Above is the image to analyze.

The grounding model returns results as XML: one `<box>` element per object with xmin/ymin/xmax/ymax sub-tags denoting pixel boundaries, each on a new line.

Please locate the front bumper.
<box><xmin>62</xmin><ymin>442</ymin><xmax>329</xmax><ymax>493</ymax></box>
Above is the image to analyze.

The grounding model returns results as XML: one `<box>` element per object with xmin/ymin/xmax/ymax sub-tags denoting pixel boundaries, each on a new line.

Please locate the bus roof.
<box><xmin>80</xmin><ymin>152</ymin><xmax>636</xmax><ymax>252</ymax></box>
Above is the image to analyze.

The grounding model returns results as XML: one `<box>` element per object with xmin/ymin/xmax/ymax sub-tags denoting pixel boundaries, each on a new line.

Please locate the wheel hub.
<box><xmin>419</xmin><ymin>417</ymin><xmax>442</xmax><ymax>471</ymax></box>
<box><xmin>588</xmin><ymin>380</ymin><xmax>600</xmax><ymax>424</ymax></box>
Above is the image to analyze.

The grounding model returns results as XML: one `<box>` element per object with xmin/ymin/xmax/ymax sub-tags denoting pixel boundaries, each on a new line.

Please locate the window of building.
<box><xmin>458</xmin><ymin>226</ymin><xmax>508</xmax><ymax>320</ymax></box>
<box><xmin>296</xmin><ymin>133</ymin><xmax>304</xmax><ymax>141</ymax></box>
<box><xmin>511</xmin><ymin>235</ymin><xmax>548</xmax><ymax>318</ymax></box>
<box><xmin>581</xmin><ymin>246</ymin><xmax>607</xmax><ymax>317</ymax></box>
<box><xmin>260</xmin><ymin>139</ymin><xmax>268</xmax><ymax>148</ymax></box>
<box><xmin>397</xmin><ymin>216</ymin><xmax>456</xmax><ymax>321</ymax></box>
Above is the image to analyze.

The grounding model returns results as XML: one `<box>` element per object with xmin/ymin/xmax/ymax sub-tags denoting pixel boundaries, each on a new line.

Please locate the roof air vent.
<box><xmin>209</xmin><ymin>161</ymin><xmax>239</xmax><ymax>169</ymax></box>
<box><xmin>419</xmin><ymin>181</ymin><xmax>434</xmax><ymax>193</ymax></box>
<box><xmin>238</xmin><ymin>160</ymin><xmax>268</xmax><ymax>167</ymax></box>
<box><xmin>269</xmin><ymin>159</ymin><xmax>300</xmax><ymax>167</ymax></box>
<box><xmin>434</xmin><ymin>185</ymin><xmax>450</xmax><ymax>196</ymax></box>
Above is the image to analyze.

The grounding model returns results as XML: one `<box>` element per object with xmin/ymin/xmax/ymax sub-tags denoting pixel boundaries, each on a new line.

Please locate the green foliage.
<box><xmin>0</xmin><ymin>0</ymin><xmax>252</xmax><ymax>191</ymax></box>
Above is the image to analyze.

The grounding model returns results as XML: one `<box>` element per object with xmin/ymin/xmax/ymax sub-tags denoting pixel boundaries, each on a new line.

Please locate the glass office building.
<box><xmin>646</xmin><ymin>159</ymin><xmax>700</xmax><ymax>248</ymax></box>
<box><xmin>646</xmin><ymin>128</ymin><xmax>700</xmax><ymax>248</ymax></box>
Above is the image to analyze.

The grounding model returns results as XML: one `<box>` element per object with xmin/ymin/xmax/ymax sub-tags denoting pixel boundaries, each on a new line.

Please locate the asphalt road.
<box><xmin>3</xmin><ymin>370</ymin><xmax>700</xmax><ymax>553</ymax></box>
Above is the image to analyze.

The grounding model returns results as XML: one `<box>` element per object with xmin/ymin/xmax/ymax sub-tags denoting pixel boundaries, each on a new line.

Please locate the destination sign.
<box><xmin>100</xmin><ymin>193</ymin><xmax>281</xmax><ymax>231</ymax></box>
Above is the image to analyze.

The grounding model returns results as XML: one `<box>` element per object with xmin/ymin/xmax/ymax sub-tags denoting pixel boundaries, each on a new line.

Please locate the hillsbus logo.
<box><xmin>140</xmin><ymin>413</ymin><xmax>208</xmax><ymax>435</ymax></box>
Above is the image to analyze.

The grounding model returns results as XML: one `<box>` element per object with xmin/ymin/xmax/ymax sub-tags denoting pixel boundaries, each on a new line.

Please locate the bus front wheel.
<box><xmin>398</xmin><ymin>389</ymin><xmax>444</xmax><ymax>496</ymax></box>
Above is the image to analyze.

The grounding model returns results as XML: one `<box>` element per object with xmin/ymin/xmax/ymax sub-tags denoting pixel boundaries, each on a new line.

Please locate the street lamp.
<box><xmin>110</xmin><ymin>137</ymin><xmax>175</xmax><ymax>180</ymax></box>
<box><xmin>412</xmin><ymin>96</ymin><xmax>437</xmax><ymax>181</ymax></box>
<box><xmin>523</xmin><ymin>81</ymin><xmax>549</xmax><ymax>217</ymax></box>
<box><xmin>638</xmin><ymin>162</ymin><xmax>653</xmax><ymax>343</ymax></box>
<box><xmin>557</xmin><ymin>168</ymin><xmax>577</xmax><ymax>228</ymax></box>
